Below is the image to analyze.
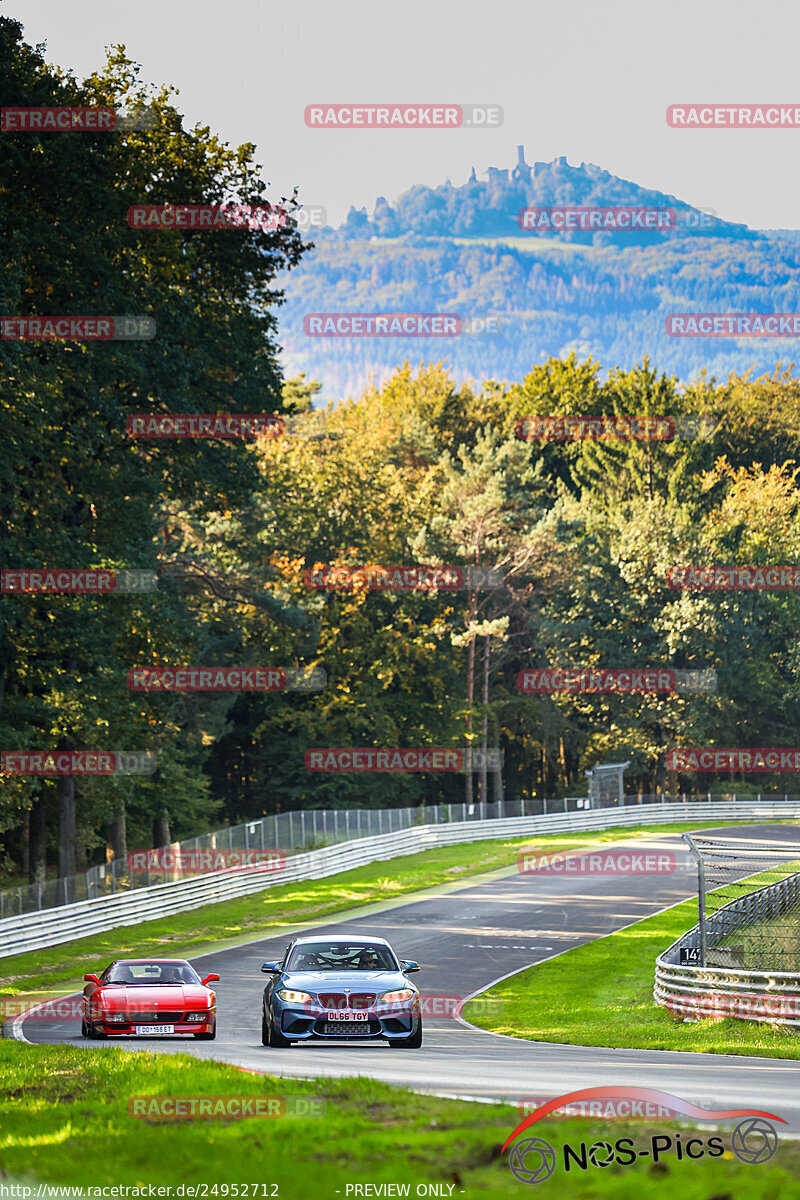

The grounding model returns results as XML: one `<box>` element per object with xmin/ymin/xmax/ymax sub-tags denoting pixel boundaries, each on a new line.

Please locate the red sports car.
<box><xmin>82</xmin><ymin>958</ymin><xmax>219</xmax><ymax>1039</ymax></box>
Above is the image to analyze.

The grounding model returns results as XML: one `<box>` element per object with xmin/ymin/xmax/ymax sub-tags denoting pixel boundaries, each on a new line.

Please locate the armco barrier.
<box><xmin>654</xmin><ymin>857</ymin><xmax>800</xmax><ymax>1027</ymax></box>
<box><xmin>1</xmin><ymin>801</ymin><xmax>798</xmax><ymax>959</ymax></box>
<box><xmin>0</xmin><ymin>795</ymin><xmax>618</xmax><ymax>916</ymax></box>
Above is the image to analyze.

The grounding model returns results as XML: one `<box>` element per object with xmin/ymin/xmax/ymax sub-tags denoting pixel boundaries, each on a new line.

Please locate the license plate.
<box><xmin>327</xmin><ymin>1010</ymin><xmax>367</xmax><ymax>1021</ymax></box>
<box><xmin>135</xmin><ymin>1024</ymin><xmax>174</xmax><ymax>1035</ymax></box>
<box><xmin>324</xmin><ymin>1021</ymin><xmax>370</xmax><ymax>1034</ymax></box>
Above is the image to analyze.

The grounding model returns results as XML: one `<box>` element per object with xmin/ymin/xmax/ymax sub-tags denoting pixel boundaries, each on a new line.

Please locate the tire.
<box><xmin>194</xmin><ymin>1027</ymin><xmax>216</xmax><ymax>1040</ymax></box>
<box><xmin>261</xmin><ymin>1010</ymin><xmax>270</xmax><ymax>1046</ymax></box>
<box><xmin>391</xmin><ymin>1021</ymin><xmax>422</xmax><ymax>1049</ymax></box>
<box><xmin>267</xmin><ymin>1009</ymin><xmax>292</xmax><ymax>1048</ymax></box>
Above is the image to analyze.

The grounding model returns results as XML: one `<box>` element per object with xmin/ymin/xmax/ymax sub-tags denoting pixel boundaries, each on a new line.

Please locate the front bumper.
<box><xmin>274</xmin><ymin>1003</ymin><xmax>419</xmax><ymax>1041</ymax></box>
<box><xmin>93</xmin><ymin>1015</ymin><xmax>215</xmax><ymax>1036</ymax></box>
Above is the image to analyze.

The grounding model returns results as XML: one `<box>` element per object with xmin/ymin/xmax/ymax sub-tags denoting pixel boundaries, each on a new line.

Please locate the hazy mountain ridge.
<box><xmin>329</xmin><ymin>149</ymin><xmax>761</xmax><ymax>246</ymax></box>
<box><xmin>280</xmin><ymin>152</ymin><xmax>799</xmax><ymax>400</ymax></box>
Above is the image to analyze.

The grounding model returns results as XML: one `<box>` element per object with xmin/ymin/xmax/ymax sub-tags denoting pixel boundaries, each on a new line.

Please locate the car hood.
<box><xmin>279</xmin><ymin>971</ymin><xmax>414</xmax><ymax>992</ymax></box>
<box><xmin>98</xmin><ymin>985</ymin><xmax>211</xmax><ymax>1009</ymax></box>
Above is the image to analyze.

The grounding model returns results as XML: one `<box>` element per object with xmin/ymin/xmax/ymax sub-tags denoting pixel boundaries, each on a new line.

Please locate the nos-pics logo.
<box><xmin>504</xmin><ymin>1088</ymin><xmax>782</xmax><ymax>1183</ymax></box>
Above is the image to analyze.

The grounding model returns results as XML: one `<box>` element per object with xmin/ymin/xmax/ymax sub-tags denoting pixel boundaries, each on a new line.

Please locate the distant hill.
<box><xmin>279</xmin><ymin>150</ymin><xmax>800</xmax><ymax>400</ymax></box>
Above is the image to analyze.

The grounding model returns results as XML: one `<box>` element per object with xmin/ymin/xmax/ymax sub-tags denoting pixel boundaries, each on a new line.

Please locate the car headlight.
<box><xmin>380</xmin><ymin>989</ymin><xmax>415</xmax><ymax>1004</ymax></box>
<box><xmin>277</xmin><ymin>989</ymin><xmax>312</xmax><ymax>1004</ymax></box>
<box><xmin>105</xmin><ymin>1012</ymin><xmax>127</xmax><ymax>1023</ymax></box>
<box><xmin>185</xmin><ymin>1012</ymin><xmax>208</xmax><ymax>1022</ymax></box>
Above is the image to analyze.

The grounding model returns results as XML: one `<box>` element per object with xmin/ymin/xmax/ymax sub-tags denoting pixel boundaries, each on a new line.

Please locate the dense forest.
<box><xmin>3</xmin><ymin>18</ymin><xmax>800</xmax><ymax>888</ymax></box>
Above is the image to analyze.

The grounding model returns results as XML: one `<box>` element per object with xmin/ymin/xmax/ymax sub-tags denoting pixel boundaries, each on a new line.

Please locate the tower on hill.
<box><xmin>512</xmin><ymin>145</ymin><xmax>531</xmax><ymax>181</ymax></box>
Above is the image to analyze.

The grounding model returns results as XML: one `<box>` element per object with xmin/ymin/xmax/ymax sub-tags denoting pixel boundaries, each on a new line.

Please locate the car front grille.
<box><xmin>124</xmin><ymin>1011</ymin><xmax>184</xmax><ymax>1022</ymax></box>
<box><xmin>317</xmin><ymin>992</ymin><xmax>376</xmax><ymax>1010</ymax></box>
<box><xmin>349</xmin><ymin>993</ymin><xmax>376</xmax><ymax>1009</ymax></box>
<box><xmin>318</xmin><ymin>993</ymin><xmax>347</xmax><ymax>1009</ymax></box>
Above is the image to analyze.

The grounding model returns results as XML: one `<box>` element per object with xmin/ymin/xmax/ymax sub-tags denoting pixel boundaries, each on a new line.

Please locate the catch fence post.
<box><xmin>683</xmin><ymin>833</ymin><xmax>707</xmax><ymax>967</ymax></box>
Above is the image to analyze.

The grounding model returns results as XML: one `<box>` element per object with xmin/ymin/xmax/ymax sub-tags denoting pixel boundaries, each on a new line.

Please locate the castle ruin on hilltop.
<box><xmin>469</xmin><ymin>146</ymin><xmax>571</xmax><ymax>185</ymax></box>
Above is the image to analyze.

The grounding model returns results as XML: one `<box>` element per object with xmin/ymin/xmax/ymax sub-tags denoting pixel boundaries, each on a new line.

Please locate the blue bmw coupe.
<box><xmin>260</xmin><ymin>935</ymin><xmax>422</xmax><ymax>1048</ymax></box>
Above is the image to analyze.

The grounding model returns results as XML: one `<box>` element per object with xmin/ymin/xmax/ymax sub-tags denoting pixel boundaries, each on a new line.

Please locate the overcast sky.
<box><xmin>7</xmin><ymin>0</ymin><xmax>800</xmax><ymax>230</ymax></box>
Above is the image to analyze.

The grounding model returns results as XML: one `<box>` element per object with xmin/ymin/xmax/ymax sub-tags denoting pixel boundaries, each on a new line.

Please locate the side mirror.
<box><xmin>401</xmin><ymin>960</ymin><xmax>420</xmax><ymax>973</ymax></box>
<box><xmin>201</xmin><ymin>973</ymin><xmax>220</xmax><ymax>986</ymax></box>
<box><xmin>84</xmin><ymin>973</ymin><xmax>102</xmax><ymax>986</ymax></box>
<box><xmin>261</xmin><ymin>961</ymin><xmax>281</xmax><ymax>973</ymax></box>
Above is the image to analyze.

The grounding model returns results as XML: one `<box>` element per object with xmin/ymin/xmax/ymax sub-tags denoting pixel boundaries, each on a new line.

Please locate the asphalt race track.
<box><xmin>14</xmin><ymin>824</ymin><xmax>800</xmax><ymax>1132</ymax></box>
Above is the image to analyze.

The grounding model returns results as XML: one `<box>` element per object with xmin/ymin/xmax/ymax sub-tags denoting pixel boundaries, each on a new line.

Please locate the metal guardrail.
<box><xmin>654</xmin><ymin>861</ymin><xmax>800</xmax><ymax>1027</ymax></box>
<box><xmin>0</xmin><ymin>796</ymin><xmax>606</xmax><ymax>917</ymax></box>
<box><xmin>1</xmin><ymin>799</ymin><xmax>797</xmax><ymax>959</ymax></box>
<box><xmin>3</xmin><ymin>790</ymin><xmax>789</xmax><ymax>918</ymax></box>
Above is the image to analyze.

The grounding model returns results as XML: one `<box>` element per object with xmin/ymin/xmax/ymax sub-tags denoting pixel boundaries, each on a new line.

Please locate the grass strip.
<box><xmin>1</xmin><ymin>1040</ymin><xmax>799</xmax><ymax>1197</ymax></box>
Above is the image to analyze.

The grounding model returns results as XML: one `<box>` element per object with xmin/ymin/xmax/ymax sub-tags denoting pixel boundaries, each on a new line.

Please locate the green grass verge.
<box><xmin>464</xmin><ymin>893</ymin><xmax>800</xmax><ymax>1059</ymax></box>
<box><xmin>713</xmin><ymin>859</ymin><xmax>800</xmax><ymax>971</ymax></box>
<box><xmin>0</xmin><ymin>820</ymin><xmax>763</xmax><ymax>999</ymax></box>
<box><xmin>2</xmin><ymin>1041</ymin><xmax>799</xmax><ymax>1197</ymax></box>
<box><xmin>722</xmin><ymin>908</ymin><xmax>800</xmax><ymax>971</ymax></box>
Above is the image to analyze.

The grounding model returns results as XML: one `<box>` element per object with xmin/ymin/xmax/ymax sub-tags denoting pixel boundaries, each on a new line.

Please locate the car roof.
<box><xmin>109</xmin><ymin>958</ymin><xmax>191</xmax><ymax>965</ymax></box>
<box><xmin>290</xmin><ymin>935</ymin><xmax>392</xmax><ymax>948</ymax></box>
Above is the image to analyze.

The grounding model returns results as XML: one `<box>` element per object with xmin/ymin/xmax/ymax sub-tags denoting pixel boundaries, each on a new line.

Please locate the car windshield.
<box><xmin>286</xmin><ymin>942</ymin><xmax>398</xmax><ymax>972</ymax></box>
<box><xmin>102</xmin><ymin>961</ymin><xmax>201</xmax><ymax>985</ymax></box>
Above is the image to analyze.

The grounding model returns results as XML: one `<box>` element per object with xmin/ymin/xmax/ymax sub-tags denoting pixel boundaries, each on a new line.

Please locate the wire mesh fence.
<box><xmin>682</xmin><ymin>831</ymin><xmax>800</xmax><ymax>970</ymax></box>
